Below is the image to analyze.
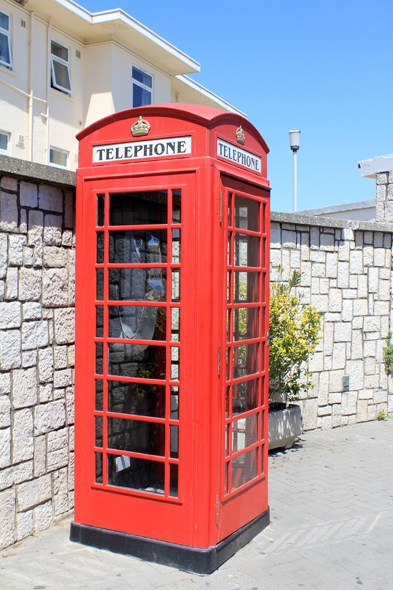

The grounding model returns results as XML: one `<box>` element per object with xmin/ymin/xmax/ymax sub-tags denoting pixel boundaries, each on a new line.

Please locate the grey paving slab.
<box><xmin>1</xmin><ymin>420</ymin><xmax>393</xmax><ymax>590</ymax></box>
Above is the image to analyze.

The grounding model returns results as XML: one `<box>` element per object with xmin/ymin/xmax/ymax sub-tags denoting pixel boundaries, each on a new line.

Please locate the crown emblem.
<box><xmin>131</xmin><ymin>116</ymin><xmax>151</xmax><ymax>137</ymax></box>
<box><xmin>236</xmin><ymin>125</ymin><xmax>245</xmax><ymax>145</ymax></box>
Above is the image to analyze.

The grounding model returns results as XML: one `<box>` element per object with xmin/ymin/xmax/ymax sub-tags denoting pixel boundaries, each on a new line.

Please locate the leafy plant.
<box><xmin>383</xmin><ymin>330</ymin><xmax>393</xmax><ymax>375</ymax></box>
<box><xmin>377</xmin><ymin>409</ymin><xmax>388</xmax><ymax>421</ymax></box>
<box><xmin>269</xmin><ymin>267</ymin><xmax>322</xmax><ymax>404</ymax></box>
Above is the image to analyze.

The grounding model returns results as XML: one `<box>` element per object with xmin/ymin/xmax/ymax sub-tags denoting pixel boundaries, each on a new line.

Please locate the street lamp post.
<box><xmin>289</xmin><ymin>128</ymin><xmax>300</xmax><ymax>212</ymax></box>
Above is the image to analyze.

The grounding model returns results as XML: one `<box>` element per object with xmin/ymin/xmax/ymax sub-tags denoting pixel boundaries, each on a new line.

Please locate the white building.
<box><xmin>0</xmin><ymin>0</ymin><xmax>244</xmax><ymax>171</ymax></box>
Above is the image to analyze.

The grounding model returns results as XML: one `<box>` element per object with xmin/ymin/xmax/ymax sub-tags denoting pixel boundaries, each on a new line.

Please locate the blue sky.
<box><xmin>80</xmin><ymin>0</ymin><xmax>393</xmax><ymax>212</ymax></box>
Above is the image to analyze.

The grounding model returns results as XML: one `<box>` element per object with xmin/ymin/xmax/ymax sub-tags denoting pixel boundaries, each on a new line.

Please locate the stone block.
<box><xmin>0</xmin><ymin>192</ymin><xmax>18</xmax><ymax>233</ymax></box>
<box><xmin>311</xmin><ymin>277</ymin><xmax>319</xmax><ymax>295</ymax></box>
<box><xmin>43</xmin><ymin>246</ymin><xmax>68</xmax><ymax>268</ymax></box>
<box><xmin>65</xmin><ymin>191</ymin><xmax>74</xmax><ymax>228</ymax></box>
<box><xmin>67</xmin><ymin>345</ymin><xmax>75</xmax><ymax>367</ymax></box>
<box><xmin>329</xmin><ymin>370</ymin><xmax>344</xmax><ymax>393</ymax></box>
<box><xmin>66</xmin><ymin>386</ymin><xmax>74</xmax><ymax>424</ymax></box>
<box><xmin>53</xmin><ymin>468</ymin><xmax>69</xmax><ymax>516</ymax></box>
<box><xmin>374</xmin><ymin>301</ymin><xmax>389</xmax><ymax>316</ymax></box>
<box><xmin>22</xmin><ymin>350</ymin><xmax>37</xmax><ymax>368</ymax></box>
<box><xmin>310</xmin><ymin>251</ymin><xmax>325</xmax><ymax>263</ymax></box>
<box><xmin>328</xmin><ymin>289</ymin><xmax>342</xmax><ymax>312</ymax></box>
<box><xmin>28</xmin><ymin>210</ymin><xmax>43</xmax><ymax>246</ymax></box>
<box><xmin>44</xmin><ymin>215</ymin><xmax>62</xmax><ymax>246</ymax></box>
<box><xmin>54</xmin><ymin>369</ymin><xmax>72</xmax><ymax>388</ymax></box>
<box><xmin>9</xmin><ymin>235</ymin><xmax>27</xmax><ymax>266</ymax></box>
<box><xmin>319</xmin><ymin>278</ymin><xmax>329</xmax><ymax>295</ymax></box>
<box><xmin>0</xmin><ymin>234</ymin><xmax>7</xmax><ymax>280</ymax></box>
<box><xmin>354</xmin><ymin>231</ymin><xmax>363</xmax><ymax>249</ymax></box>
<box><xmin>34</xmin><ymin>500</ymin><xmax>53</xmax><ymax>532</ymax></box>
<box><xmin>22</xmin><ymin>320</ymin><xmax>49</xmax><ymax>350</ymax></box>
<box><xmin>0</xmin><ymin>428</ymin><xmax>11</xmax><ymax>468</ymax></box>
<box><xmin>270</xmin><ymin>223</ymin><xmax>280</xmax><ymax>248</ymax></box>
<box><xmin>39</xmin><ymin>185</ymin><xmax>63</xmax><ymax>212</ymax></box>
<box><xmin>332</xmin><ymin>342</ymin><xmax>346</xmax><ymax>369</ymax></box>
<box><xmin>357</xmin><ymin>399</ymin><xmax>368</xmax><ymax>422</ymax></box>
<box><xmin>359</xmin><ymin>388</ymin><xmax>373</xmax><ymax>400</ymax></box>
<box><xmin>363</xmin><ymin>246</ymin><xmax>373</xmax><ymax>267</ymax></box>
<box><xmin>54</xmin><ymin>346</ymin><xmax>68</xmax><ymax>369</ymax></box>
<box><xmin>34</xmin><ymin>436</ymin><xmax>46</xmax><ymax>477</ymax></box>
<box><xmin>290</xmin><ymin>249</ymin><xmax>300</xmax><ymax>268</ymax></box>
<box><xmin>384</xmin><ymin>202</ymin><xmax>393</xmax><ymax>222</ymax></box>
<box><xmin>62</xmin><ymin>230</ymin><xmax>73</xmax><ymax>247</ymax></box>
<box><xmin>17</xmin><ymin>474</ymin><xmax>51</xmax><ymax>512</ymax></box>
<box><xmin>326</xmin><ymin>253</ymin><xmax>337</xmax><ymax>278</ymax></box>
<box><xmin>0</xmin><ymin>301</ymin><xmax>21</xmax><ymax>328</ymax></box>
<box><xmin>22</xmin><ymin>302</ymin><xmax>41</xmax><ymax>320</ymax></box>
<box><xmin>12</xmin><ymin>367</ymin><xmax>37</xmax><ymax>408</ymax></box>
<box><xmin>376</xmin><ymin>184</ymin><xmax>387</xmax><ymax>201</ymax></box>
<box><xmin>334</xmin><ymin>323</ymin><xmax>351</xmax><ymax>342</ymax></box>
<box><xmin>311</xmin><ymin>263</ymin><xmax>325</xmax><ymax>277</ymax></box>
<box><xmin>375</xmin><ymin>202</ymin><xmax>385</xmax><ymax>222</ymax></box>
<box><xmin>346</xmin><ymin>360</ymin><xmax>363</xmax><ymax>390</ymax></box>
<box><xmin>349</xmin><ymin>250</ymin><xmax>362</xmax><ymax>274</ymax></box>
<box><xmin>338</xmin><ymin>240</ymin><xmax>350</xmax><ymax>262</ymax></box>
<box><xmin>42</xmin><ymin>269</ymin><xmax>68</xmax><ymax>307</ymax></box>
<box><xmin>38</xmin><ymin>348</ymin><xmax>53</xmax><ymax>384</ymax></box>
<box><xmin>363</xmin><ymin>316</ymin><xmax>380</xmax><ymax>333</ymax></box>
<box><xmin>47</xmin><ymin>429</ymin><xmax>68</xmax><ymax>472</ymax></box>
<box><xmin>19</xmin><ymin>268</ymin><xmax>42</xmax><ymax>301</ymax></box>
<box><xmin>337</xmin><ymin>262</ymin><xmax>349</xmax><ymax>288</ymax></box>
<box><xmin>378</xmin><ymin>279</ymin><xmax>390</xmax><ymax>301</ymax></box>
<box><xmin>0</xmin><ymin>330</ymin><xmax>21</xmax><ymax>370</ymax></box>
<box><xmin>16</xmin><ymin>509</ymin><xmax>33</xmax><ymax>541</ymax></box>
<box><xmin>310</xmin><ymin>227</ymin><xmax>319</xmax><ymax>249</ymax></box>
<box><xmin>34</xmin><ymin>400</ymin><xmax>65</xmax><ymax>435</ymax></box>
<box><xmin>353</xmin><ymin>299</ymin><xmax>367</xmax><ymax>317</ymax></box>
<box><xmin>270</xmin><ymin>249</ymin><xmax>281</xmax><ymax>267</ymax></box>
<box><xmin>357</xmin><ymin>275</ymin><xmax>367</xmax><ymax>299</ymax></box>
<box><xmin>376</xmin><ymin>172</ymin><xmax>388</xmax><ymax>185</ymax></box>
<box><xmin>282</xmin><ymin>229</ymin><xmax>296</xmax><ymax>248</ymax></box>
<box><xmin>341</xmin><ymin>300</ymin><xmax>353</xmax><ymax>322</ymax></box>
<box><xmin>0</xmin><ymin>373</ymin><xmax>11</xmax><ymax>394</ymax></box>
<box><xmin>311</xmin><ymin>295</ymin><xmax>328</xmax><ymax>313</ymax></box>
<box><xmin>0</xmin><ymin>396</ymin><xmax>10</xmax><ymax>428</ymax></box>
<box><xmin>1</xmin><ymin>177</ymin><xmax>17</xmax><ymax>191</ymax></box>
<box><xmin>323</xmin><ymin>322</ymin><xmax>333</xmax><ymax>356</ymax></box>
<box><xmin>20</xmin><ymin>209</ymin><xmax>27</xmax><ymax>233</ymax></box>
<box><xmin>351</xmin><ymin>330</ymin><xmax>363</xmax><ymax>360</ymax></box>
<box><xmin>13</xmin><ymin>409</ymin><xmax>34</xmax><ymax>463</ymax></box>
<box><xmin>19</xmin><ymin>181</ymin><xmax>37</xmax><ymax>207</ymax></box>
<box><xmin>383</xmin><ymin>233</ymin><xmax>391</xmax><ymax>248</ymax></box>
<box><xmin>320</xmin><ymin>233</ymin><xmax>334</xmax><ymax>251</ymax></box>
<box><xmin>68</xmin><ymin>452</ymin><xmax>74</xmax><ymax>491</ymax></box>
<box><xmin>0</xmin><ymin>489</ymin><xmax>15</xmax><ymax>549</ymax></box>
<box><xmin>23</xmin><ymin>246</ymin><xmax>34</xmax><ymax>266</ymax></box>
<box><xmin>54</xmin><ymin>308</ymin><xmax>75</xmax><ymax>344</ymax></box>
<box><xmin>342</xmin><ymin>289</ymin><xmax>357</xmax><ymax>299</ymax></box>
<box><xmin>374</xmin><ymin>248</ymin><xmax>385</xmax><ymax>267</ymax></box>
<box><xmin>39</xmin><ymin>383</ymin><xmax>52</xmax><ymax>403</ymax></box>
<box><xmin>329</xmin><ymin>392</ymin><xmax>342</xmax><ymax>405</ymax></box>
<box><xmin>5</xmin><ymin>267</ymin><xmax>18</xmax><ymax>300</ymax></box>
<box><xmin>302</xmin><ymin>398</ymin><xmax>318</xmax><ymax>430</ymax></box>
<box><xmin>300</xmin><ymin>261</ymin><xmax>311</xmax><ymax>286</ymax></box>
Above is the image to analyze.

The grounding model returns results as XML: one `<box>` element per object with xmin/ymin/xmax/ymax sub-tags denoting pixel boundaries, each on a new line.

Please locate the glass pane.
<box><xmin>231</xmin><ymin>448</ymin><xmax>257</xmax><ymax>491</ymax></box>
<box><xmin>234</xmin><ymin>195</ymin><xmax>259</xmax><ymax>232</ymax></box>
<box><xmin>108</xmin><ymin>343</ymin><xmax>166</xmax><ymax>380</ymax></box>
<box><xmin>232</xmin><ymin>414</ymin><xmax>258</xmax><ymax>453</ymax></box>
<box><xmin>169</xmin><ymin>464</ymin><xmax>178</xmax><ymax>498</ymax></box>
<box><xmin>95</xmin><ymin>452</ymin><xmax>103</xmax><ymax>484</ymax></box>
<box><xmin>171</xmin><ymin>307</ymin><xmax>180</xmax><ymax>342</ymax></box>
<box><xmin>95</xmin><ymin>416</ymin><xmax>103</xmax><ymax>448</ymax></box>
<box><xmin>52</xmin><ymin>59</ymin><xmax>71</xmax><ymax>91</ymax></box>
<box><xmin>225</xmin><ymin>423</ymin><xmax>229</xmax><ymax>456</ymax></box>
<box><xmin>109</xmin><ymin>268</ymin><xmax>167</xmax><ymax>302</ymax></box>
<box><xmin>96</xmin><ymin>269</ymin><xmax>104</xmax><ymax>301</ymax></box>
<box><xmin>228</xmin><ymin>193</ymin><xmax>232</xmax><ymax>227</ymax></box>
<box><xmin>108</xmin><ymin>380</ymin><xmax>165</xmax><ymax>418</ymax></box>
<box><xmin>109</xmin><ymin>191</ymin><xmax>167</xmax><ymax>226</ymax></box>
<box><xmin>170</xmin><ymin>425</ymin><xmax>178</xmax><ymax>458</ymax></box>
<box><xmin>51</xmin><ymin>40</ymin><xmax>68</xmax><ymax>61</ymax></box>
<box><xmin>108</xmin><ymin>418</ymin><xmax>165</xmax><ymax>456</ymax></box>
<box><xmin>171</xmin><ymin>386</ymin><xmax>179</xmax><ymax>419</ymax></box>
<box><xmin>132</xmin><ymin>66</ymin><xmax>152</xmax><ymax>87</ymax></box>
<box><xmin>49</xmin><ymin>148</ymin><xmax>67</xmax><ymax>167</ymax></box>
<box><xmin>171</xmin><ymin>270</ymin><xmax>180</xmax><ymax>302</ymax></box>
<box><xmin>233</xmin><ymin>271</ymin><xmax>259</xmax><ymax>303</ymax></box>
<box><xmin>96</xmin><ymin>306</ymin><xmax>104</xmax><ymax>337</ymax></box>
<box><xmin>95</xmin><ymin>380</ymin><xmax>103</xmax><ymax>411</ymax></box>
<box><xmin>170</xmin><ymin>347</ymin><xmax>179</xmax><ymax>381</ymax></box>
<box><xmin>0</xmin><ymin>31</ymin><xmax>11</xmax><ymax>66</ymax></box>
<box><xmin>97</xmin><ymin>232</ymin><xmax>105</xmax><ymax>263</ymax></box>
<box><xmin>226</xmin><ymin>386</ymin><xmax>230</xmax><ymax>418</ymax></box>
<box><xmin>133</xmin><ymin>85</ymin><xmax>152</xmax><ymax>108</ymax></box>
<box><xmin>226</xmin><ymin>348</ymin><xmax>230</xmax><ymax>380</ymax></box>
<box><xmin>172</xmin><ymin>189</ymin><xmax>181</xmax><ymax>223</ymax></box>
<box><xmin>260</xmin><ymin>409</ymin><xmax>265</xmax><ymax>441</ymax></box>
<box><xmin>232</xmin><ymin>379</ymin><xmax>259</xmax><ymax>416</ymax></box>
<box><xmin>233</xmin><ymin>308</ymin><xmax>259</xmax><ymax>341</ymax></box>
<box><xmin>0</xmin><ymin>13</ymin><xmax>9</xmax><ymax>30</ymax></box>
<box><xmin>172</xmin><ymin>229</ymin><xmax>181</xmax><ymax>263</ymax></box>
<box><xmin>260</xmin><ymin>444</ymin><xmax>264</xmax><ymax>475</ymax></box>
<box><xmin>227</xmin><ymin>271</ymin><xmax>231</xmax><ymax>303</ymax></box>
<box><xmin>109</xmin><ymin>230</ymin><xmax>167</xmax><ymax>264</ymax></box>
<box><xmin>95</xmin><ymin>343</ymin><xmax>103</xmax><ymax>375</ymax></box>
<box><xmin>108</xmin><ymin>306</ymin><xmax>166</xmax><ymax>341</ymax></box>
<box><xmin>224</xmin><ymin>462</ymin><xmax>229</xmax><ymax>494</ymax></box>
<box><xmin>97</xmin><ymin>195</ymin><xmax>105</xmax><ymax>226</ymax></box>
<box><xmin>226</xmin><ymin>310</ymin><xmax>230</xmax><ymax>342</ymax></box>
<box><xmin>0</xmin><ymin>132</ymin><xmax>8</xmax><ymax>151</ymax></box>
<box><xmin>108</xmin><ymin>455</ymin><xmax>164</xmax><ymax>494</ymax></box>
<box><xmin>234</xmin><ymin>234</ymin><xmax>259</xmax><ymax>267</ymax></box>
<box><xmin>233</xmin><ymin>342</ymin><xmax>259</xmax><ymax>379</ymax></box>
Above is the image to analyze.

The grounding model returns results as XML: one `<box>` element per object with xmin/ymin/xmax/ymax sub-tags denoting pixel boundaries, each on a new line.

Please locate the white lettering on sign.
<box><xmin>217</xmin><ymin>138</ymin><xmax>261</xmax><ymax>172</ymax></box>
<box><xmin>93</xmin><ymin>136</ymin><xmax>192</xmax><ymax>163</ymax></box>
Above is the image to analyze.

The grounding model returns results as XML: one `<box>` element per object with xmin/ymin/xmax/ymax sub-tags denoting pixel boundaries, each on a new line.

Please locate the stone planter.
<box><xmin>268</xmin><ymin>404</ymin><xmax>302</xmax><ymax>451</ymax></box>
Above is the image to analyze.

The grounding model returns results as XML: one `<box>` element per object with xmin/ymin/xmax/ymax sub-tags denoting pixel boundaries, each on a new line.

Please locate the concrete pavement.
<box><xmin>1</xmin><ymin>419</ymin><xmax>393</xmax><ymax>590</ymax></box>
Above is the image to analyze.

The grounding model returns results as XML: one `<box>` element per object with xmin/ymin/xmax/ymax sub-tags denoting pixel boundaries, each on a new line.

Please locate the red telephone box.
<box><xmin>70</xmin><ymin>104</ymin><xmax>270</xmax><ymax>573</ymax></box>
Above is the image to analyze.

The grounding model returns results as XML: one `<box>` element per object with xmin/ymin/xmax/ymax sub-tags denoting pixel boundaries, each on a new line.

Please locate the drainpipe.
<box><xmin>45</xmin><ymin>18</ymin><xmax>52</xmax><ymax>164</ymax></box>
<box><xmin>28</xmin><ymin>11</ymin><xmax>34</xmax><ymax>161</ymax></box>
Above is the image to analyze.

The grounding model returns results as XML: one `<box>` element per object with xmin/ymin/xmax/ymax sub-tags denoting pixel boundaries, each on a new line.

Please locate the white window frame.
<box><xmin>0</xmin><ymin>130</ymin><xmax>10</xmax><ymax>155</ymax></box>
<box><xmin>132</xmin><ymin>66</ymin><xmax>153</xmax><ymax>108</ymax></box>
<box><xmin>49</xmin><ymin>146</ymin><xmax>69</xmax><ymax>169</ymax></box>
<box><xmin>0</xmin><ymin>9</ymin><xmax>12</xmax><ymax>69</ymax></box>
<box><xmin>50</xmin><ymin>39</ymin><xmax>72</xmax><ymax>94</ymax></box>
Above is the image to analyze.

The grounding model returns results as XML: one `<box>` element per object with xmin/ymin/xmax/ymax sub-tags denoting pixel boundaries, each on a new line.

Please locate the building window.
<box><xmin>0</xmin><ymin>10</ymin><xmax>12</xmax><ymax>68</ymax></box>
<box><xmin>0</xmin><ymin>131</ymin><xmax>10</xmax><ymax>155</ymax></box>
<box><xmin>50</xmin><ymin>147</ymin><xmax>68</xmax><ymax>168</ymax></box>
<box><xmin>51</xmin><ymin>40</ymin><xmax>72</xmax><ymax>94</ymax></box>
<box><xmin>132</xmin><ymin>66</ymin><xmax>152</xmax><ymax>107</ymax></box>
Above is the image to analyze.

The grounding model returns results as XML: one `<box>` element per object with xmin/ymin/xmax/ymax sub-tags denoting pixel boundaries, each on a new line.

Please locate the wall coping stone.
<box><xmin>271</xmin><ymin>210</ymin><xmax>393</xmax><ymax>233</ymax></box>
<box><xmin>0</xmin><ymin>156</ymin><xmax>76</xmax><ymax>188</ymax></box>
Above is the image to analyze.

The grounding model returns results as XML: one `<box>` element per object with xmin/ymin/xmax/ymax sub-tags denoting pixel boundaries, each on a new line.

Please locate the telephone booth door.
<box><xmin>218</xmin><ymin>177</ymin><xmax>269</xmax><ymax>542</ymax></box>
<box><xmin>74</xmin><ymin>172</ymin><xmax>197</xmax><ymax>545</ymax></box>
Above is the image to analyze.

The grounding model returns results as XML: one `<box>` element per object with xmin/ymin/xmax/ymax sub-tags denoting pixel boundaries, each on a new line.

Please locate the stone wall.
<box><xmin>0</xmin><ymin>157</ymin><xmax>76</xmax><ymax>549</ymax></box>
<box><xmin>271</xmin><ymin>212</ymin><xmax>393</xmax><ymax>430</ymax></box>
<box><xmin>375</xmin><ymin>171</ymin><xmax>393</xmax><ymax>222</ymax></box>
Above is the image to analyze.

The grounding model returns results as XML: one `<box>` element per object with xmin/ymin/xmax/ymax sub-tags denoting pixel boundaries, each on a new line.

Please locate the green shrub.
<box><xmin>269</xmin><ymin>268</ymin><xmax>322</xmax><ymax>403</ymax></box>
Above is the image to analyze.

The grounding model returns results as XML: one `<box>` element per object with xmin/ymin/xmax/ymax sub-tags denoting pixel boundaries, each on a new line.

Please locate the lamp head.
<box><xmin>289</xmin><ymin>128</ymin><xmax>300</xmax><ymax>151</ymax></box>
